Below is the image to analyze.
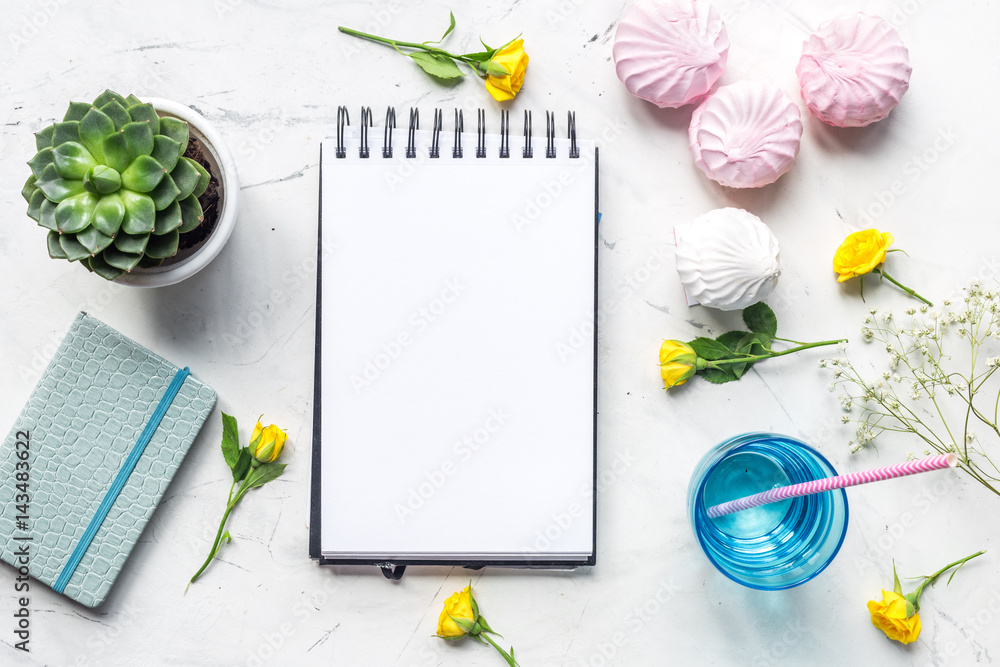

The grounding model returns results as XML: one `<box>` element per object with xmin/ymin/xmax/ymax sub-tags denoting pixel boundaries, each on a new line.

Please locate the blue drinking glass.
<box><xmin>688</xmin><ymin>432</ymin><xmax>849</xmax><ymax>590</ymax></box>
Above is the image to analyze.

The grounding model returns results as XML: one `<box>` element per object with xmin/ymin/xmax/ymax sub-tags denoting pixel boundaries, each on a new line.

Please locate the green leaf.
<box><xmin>52</xmin><ymin>121</ymin><xmax>82</xmax><ymax>147</ymax></box>
<box><xmin>715</xmin><ymin>331</ymin><xmax>748</xmax><ymax>352</ymax></box>
<box><xmin>409</xmin><ymin>52</ymin><xmax>465</xmax><ymax>80</ymax></box>
<box><xmin>123</xmin><ymin>121</ymin><xmax>154</xmax><ymax>161</ymax></box>
<box><xmin>94</xmin><ymin>90</ymin><xmax>127</xmax><ymax>108</ymax></box>
<box><xmin>87</xmin><ymin>252</ymin><xmax>126</xmax><ymax>280</ymax></box>
<box><xmin>150</xmin><ymin>135</ymin><xmax>182</xmax><ymax>172</ymax></box>
<box><xmin>79</xmin><ymin>108</ymin><xmax>115</xmax><ymax>163</ymax></box>
<box><xmin>21</xmin><ymin>174</ymin><xmax>38</xmax><ymax>203</ymax></box>
<box><xmin>435</xmin><ymin>11</ymin><xmax>456</xmax><ymax>43</ymax></box>
<box><xmin>38</xmin><ymin>199</ymin><xmax>58</xmax><ymax>231</ymax></box>
<box><xmin>178</xmin><ymin>195</ymin><xmax>204</xmax><ymax>233</ymax></box>
<box><xmin>244</xmin><ymin>462</ymin><xmax>287</xmax><ymax>490</ymax></box>
<box><xmin>59</xmin><ymin>233</ymin><xmax>91</xmax><ymax>261</ymax></box>
<box><xmin>52</xmin><ymin>141</ymin><xmax>97</xmax><ymax>180</ymax></box>
<box><xmin>54</xmin><ymin>191</ymin><xmax>99</xmax><ymax>233</ymax></box>
<box><xmin>76</xmin><ymin>225</ymin><xmax>114</xmax><ymax>255</ymax></box>
<box><xmin>101</xmin><ymin>246</ymin><xmax>142</xmax><ymax>272</ymax></box>
<box><xmin>688</xmin><ymin>337</ymin><xmax>733</xmax><ymax>361</ymax></box>
<box><xmin>36</xmin><ymin>163</ymin><xmax>86</xmax><ymax>202</ymax></box>
<box><xmin>137</xmin><ymin>254</ymin><xmax>162</xmax><ymax>269</ymax></box>
<box><xmin>148</xmin><ymin>172</ymin><xmax>181</xmax><ymax>210</ymax></box>
<box><xmin>92</xmin><ymin>193</ymin><xmax>126</xmax><ymax>236</ymax></box>
<box><xmin>191</xmin><ymin>159</ymin><xmax>211</xmax><ymax>198</ymax></box>
<box><xmin>100</xmin><ymin>100</ymin><xmax>131</xmax><ymax>130</ymax></box>
<box><xmin>124</xmin><ymin>94</ymin><xmax>143</xmax><ymax>107</ymax></box>
<box><xmin>221</xmin><ymin>413</ymin><xmax>240</xmax><ymax>470</ymax></box>
<box><xmin>103</xmin><ymin>131</ymin><xmax>130</xmax><ymax>173</ymax></box>
<box><xmin>113</xmin><ymin>231</ymin><xmax>150</xmax><ymax>255</ymax></box>
<box><xmin>743</xmin><ymin>302</ymin><xmax>778</xmax><ymax>336</ymax></box>
<box><xmin>461</xmin><ymin>50</ymin><xmax>494</xmax><ymax>63</ymax></box>
<box><xmin>120</xmin><ymin>190</ymin><xmax>156</xmax><ymax>234</ymax></box>
<box><xmin>47</xmin><ymin>231</ymin><xmax>67</xmax><ymax>259</ymax></box>
<box><xmin>28</xmin><ymin>147</ymin><xmax>55</xmax><ymax>179</ymax></box>
<box><xmin>158</xmin><ymin>117</ymin><xmax>189</xmax><ymax>149</ymax></box>
<box><xmin>700</xmin><ymin>367</ymin><xmax>738</xmax><ymax>384</ymax></box>
<box><xmin>26</xmin><ymin>189</ymin><xmax>45</xmax><ymax>222</ymax></box>
<box><xmin>154</xmin><ymin>200</ymin><xmax>182</xmax><ymax>234</ymax></box>
<box><xmin>484</xmin><ymin>60</ymin><xmax>510</xmax><ymax>76</ymax></box>
<box><xmin>127</xmin><ymin>103</ymin><xmax>160</xmax><ymax>134</ymax></box>
<box><xmin>145</xmin><ymin>228</ymin><xmax>179</xmax><ymax>258</ymax></box>
<box><xmin>121</xmin><ymin>155</ymin><xmax>166</xmax><ymax>193</ymax></box>
<box><xmin>171</xmin><ymin>157</ymin><xmax>201</xmax><ymax>200</ymax></box>
<box><xmin>35</xmin><ymin>125</ymin><xmax>55</xmax><ymax>151</ymax></box>
<box><xmin>63</xmin><ymin>102</ymin><xmax>92</xmax><ymax>122</ymax></box>
<box><xmin>232</xmin><ymin>448</ymin><xmax>252</xmax><ymax>482</ymax></box>
<box><xmin>731</xmin><ymin>360</ymin><xmax>755</xmax><ymax>379</ymax></box>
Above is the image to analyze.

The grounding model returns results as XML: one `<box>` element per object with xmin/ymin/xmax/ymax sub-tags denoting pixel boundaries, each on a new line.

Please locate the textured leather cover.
<box><xmin>0</xmin><ymin>312</ymin><xmax>216</xmax><ymax>607</ymax></box>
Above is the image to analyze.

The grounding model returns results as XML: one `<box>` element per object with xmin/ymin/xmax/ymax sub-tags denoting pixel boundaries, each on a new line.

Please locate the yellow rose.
<box><xmin>867</xmin><ymin>590</ymin><xmax>921</xmax><ymax>644</ymax></box>
<box><xmin>484</xmin><ymin>39</ymin><xmax>528</xmax><ymax>101</ymax></box>
<box><xmin>249</xmin><ymin>421</ymin><xmax>287</xmax><ymax>465</ymax></box>
<box><xmin>436</xmin><ymin>585</ymin><xmax>478</xmax><ymax>639</ymax></box>
<box><xmin>833</xmin><ymin>229</ymin><xmax>894</xmax><ymax>282</ymax></box>
<box><xmin>659</xmin><ymin>340</ymin><xmax>699</xmax><ymax>389</ymax></box>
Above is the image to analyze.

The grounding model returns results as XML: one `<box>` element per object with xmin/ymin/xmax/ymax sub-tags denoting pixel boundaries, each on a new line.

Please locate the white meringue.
<box><xmin>688</xmin><ymin>81</ymin><xmax>803</xmax><ymax>188</ymax></box>
<box><xmin>796</xmin><ymin>13</ymin><xmax>911</xmax><ymax>128</ymax></box>
<box><xmin>675</xmin><ymin>208</ymin><xmax>781</xmax><ymax>311</ymax></box>
<box><xmin>613</xmin><ymin>0</ymin><xmax>729</xmax><ymax>109</ymax></box>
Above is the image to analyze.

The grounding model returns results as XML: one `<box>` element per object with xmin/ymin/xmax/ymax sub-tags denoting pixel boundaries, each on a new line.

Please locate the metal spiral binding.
<box><xmin>476</xmin><ymin>109</ymin><xmax>486</xmax><ymax>158</ymax></box>
<box><xmin>453</xmin><ymin>109</ymin><xmax>464</xmax><ymax>158</ymax></box>
<box><xmin>336</xmin><ymin>106</ymin><xmax>349</xmax><ymax>158</ymax></box>
<box><xmin>359</xmin><ymin>106</ymin><xmax>372</xmax><ymax>158</ymax></box>
<box><xmin>568</xmin><ymin>111</ymin><xmax>579</xmax><ymax>159</ymax></box>
<box><xmin>382</xmin><ymin>107</ymin><xmax>396</xmax><ymax>158</ymax></box>
<box><xmin>523</xmin><ymin>110</ymin><xmax>533</xmax><ymax>158</ymax></box>
<box><xmin>545</xmin><ymin>111</ymin><xmax>556</xmax><ymax>158</ymax></box>
<box><xmin>499</xmin><ymin>109</ymin><xmax>510</xmax><ymax>158</ymax></box>
<box><xmin>406</xmin><ymin>108</ymin><xmax>418</xmax><ymax>158</ymax></box>
<box><xmin>430</xmin><ymin>108</ymin><xmax>443</xmax><ymax>158</ymax></box>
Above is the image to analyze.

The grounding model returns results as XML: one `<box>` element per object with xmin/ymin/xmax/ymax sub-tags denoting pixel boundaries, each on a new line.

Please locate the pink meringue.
<box><xmin>613</xmin><ymin>0</ymin><xmax>729</xmax><ymax>109</ymax></box>
<box><xmin>688</xmin><ymin>81</ymin><xmax>803</xmax><ymax>189</ymax></box>
<box><xmin>796</xmin><ymin>13</ymin><xmax>911</xmax><ymax>128</ymax></box>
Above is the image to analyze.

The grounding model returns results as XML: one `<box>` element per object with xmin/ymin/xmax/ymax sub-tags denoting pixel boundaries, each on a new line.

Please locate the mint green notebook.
<box><xmin>0</xmin><ymin>312</ymin><xmax>216</xmax><ymax>607</ymax></box>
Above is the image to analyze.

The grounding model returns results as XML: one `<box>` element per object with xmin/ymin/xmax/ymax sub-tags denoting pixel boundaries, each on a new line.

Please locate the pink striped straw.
<box><xmin>705</xmin><ymin>453</ymin><xmax>958</xmax><ymax>519</ymax></box>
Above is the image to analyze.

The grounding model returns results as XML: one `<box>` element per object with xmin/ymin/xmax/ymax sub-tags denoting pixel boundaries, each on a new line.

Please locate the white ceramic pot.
<box><xmin>115</xmin><ymin>97</ymin><xmax>239</xmax><ymax>287</ymax></box>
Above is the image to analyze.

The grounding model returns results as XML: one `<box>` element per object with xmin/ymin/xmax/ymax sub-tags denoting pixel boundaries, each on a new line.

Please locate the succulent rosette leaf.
<box><xmin>22</xmin><ymin>90</ymin><xmax>211</xmax><ymax>280</ymax></box>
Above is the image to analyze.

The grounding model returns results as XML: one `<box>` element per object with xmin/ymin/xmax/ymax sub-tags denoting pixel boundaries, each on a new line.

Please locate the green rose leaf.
<box><xmin>700</xmin><ymin>367</ymin><xmax>739</xmax><ymax>384</ymax></box>
<box><xmin>688</xmin><ymin>337</ymin><xmax>733</xmax><ymax>361</ymax></box>
<box><xmin>409</xmin><ymin>52</ymin><xmax>465</xmax><ymax>80</ymax></box>
<box><xmin>232</xmin><ymin>448</ymin><xmax>252</xmax><ymax>482</ymax></box>
<box><xmin>244</xmin><ymin>462</ymin><xmax>287</xmax><ymax>490</ymax></box>
<box><xmin>221</xmin><ymin>412</ymin><xmax>240</xmax><ymax>470</ymax></box>
<box><xmin>743</xmin><ymin>302</ymin><xmax>778</xmax><ymax>337</ymax></box>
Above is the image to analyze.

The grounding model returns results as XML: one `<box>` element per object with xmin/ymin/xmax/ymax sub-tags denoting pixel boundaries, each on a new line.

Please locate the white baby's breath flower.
<box><xmin>842</xmin><ymin>415</ymin><xmax>850</xmax><ymax>424</ymax></box>
<box><xmin>906</xmin><ymin>308</ymin><xmax>916</xmax><ymax>316</ymax></box>
<box><xmin>906</xmin><ymin>451</ymin><xmax>916</xmax><ymax>461</ymax></box>
<box><xmin>862</xmin><ymin>327</ymin><xmax>874</xmax><ymax>342</ymax></box>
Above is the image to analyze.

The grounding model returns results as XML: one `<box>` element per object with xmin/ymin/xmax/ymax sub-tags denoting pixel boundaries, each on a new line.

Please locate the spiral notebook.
<box><xmin>309</xmin><ymin>107</ymin><xmax>598</xmax><ymax>575</ymax></box>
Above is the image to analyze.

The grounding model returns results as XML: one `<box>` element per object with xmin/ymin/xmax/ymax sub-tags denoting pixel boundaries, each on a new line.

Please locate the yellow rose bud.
<box><xmin>659</xmin><ymin>340</ymin><xmax>700</xmax><ymax>390</ymax></box>
<box><xmin>249</xmin><ymin>421</ymin><xmax>287</xmax><ymax>465</ymax></box>
<box><xmin>867</xmin><ymin>590</ymin><xmax>921</xmax><ymax>644</ymax></box>
<box><xmin>833</xmin><ymin>229</ymin><xmax>894</xmax><ymax>283</ymax></box>
<box><xmin>484</xmin><ymin>39</ymin><xmax>528</xmax><ymax>101</ymax></box>
<box><xmin>436</xmin><ymin>585</ymin><xmax>479</xmax><ymax>639</ymax></box>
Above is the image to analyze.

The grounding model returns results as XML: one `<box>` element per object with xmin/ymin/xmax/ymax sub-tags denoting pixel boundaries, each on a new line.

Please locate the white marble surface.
<box><xmin>1</xmin><ymin>0</ymin><xmax>999</xmax><ymax>664</ymax></box>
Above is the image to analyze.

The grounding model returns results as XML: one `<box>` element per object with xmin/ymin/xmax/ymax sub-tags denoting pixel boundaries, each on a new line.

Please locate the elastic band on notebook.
<box><xmin>53</xmin><ymin>367</ymin><xmax>190</xmax><ymax>594</ymax></box>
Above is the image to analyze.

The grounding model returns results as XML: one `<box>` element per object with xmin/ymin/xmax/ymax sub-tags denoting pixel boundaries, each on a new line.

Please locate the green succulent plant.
<box><xmin>21</xmin><ymin>90</ymin><xmax>211</xmax><ymax>280</ymax></box>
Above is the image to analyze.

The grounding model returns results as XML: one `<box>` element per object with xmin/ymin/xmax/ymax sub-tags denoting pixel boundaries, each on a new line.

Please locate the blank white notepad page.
<box><xmin>320</xmin><ymin>127</ymin><xmax>596</xmax><ymax>560</ymax></box>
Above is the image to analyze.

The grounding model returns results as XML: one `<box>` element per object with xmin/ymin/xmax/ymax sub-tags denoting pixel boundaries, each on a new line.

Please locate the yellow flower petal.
<box><xmin>867</xmin><ymin>590</ymin><xmax>921</xmax><ymax>644</ymax></box>
<box><xmin>484</xmin><ymin>39</ymin><xmax>528</xmax><ymax>101</ymax></box>
<box><xmin>833</xmin><ymin>229</ymin><xmax>894</xmax><ymax>282</ymax></box>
